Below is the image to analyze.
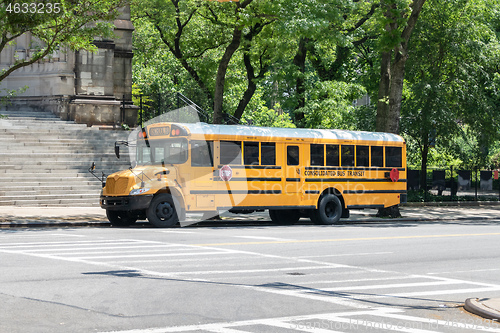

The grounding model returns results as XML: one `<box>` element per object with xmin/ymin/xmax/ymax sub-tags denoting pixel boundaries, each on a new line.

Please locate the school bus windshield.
<box><xmin>136</xmin><ymin>138</ymin><xmax>188</xmax><ymax>165</ymax></box>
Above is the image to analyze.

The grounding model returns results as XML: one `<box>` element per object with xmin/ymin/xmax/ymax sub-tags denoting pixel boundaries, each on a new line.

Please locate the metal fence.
<box><xmin>407</xmin><ymin>167</ymin><xmax>500</xmax><ymax>202</ymax></box>
<box><xmin>122</xmin><ymin>92</ymin><xmax>242</xmax><ymax>126</ymax></box>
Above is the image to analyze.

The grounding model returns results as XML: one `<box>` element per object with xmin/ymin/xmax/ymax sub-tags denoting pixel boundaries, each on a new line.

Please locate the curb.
<box><xmin>404</xmin><ymin>201</ymin><xmax>500</xmax><ymax>207</ymax></box>
<box><xmin>1</xmin><ymin>214</ymin><xmax>499</xmax><ymax>228</ymax></box>
<box><xmin>464</xmin><ymin>298</ymin><xmax>500</xmax><ymax>321</ymax></box>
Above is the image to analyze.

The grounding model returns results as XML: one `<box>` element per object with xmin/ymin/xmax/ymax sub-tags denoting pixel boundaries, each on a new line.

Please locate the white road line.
<box><xmin>297</xmin><ymin>251</ymin><xmax>393</xmax><ymax>259</ymax></box>
<box><xmin>314</xmin><ymin>313</ymin><xmax>439</xmax><ymax>333</ymax></box>
<box><xmin>321</xmin><ymin>280</ymin><xmax>464</xmax><ymax>292</ymax></box>
<box><xmin>204</xmin><ymin>328</ymin><xmax>247</xmax><ymax>333</ymax></box>
<box><xmin>233</xmin><ymin>236</ymin><xmax>296</xmax><ymax>241</ymax></box>
<box><xmin>0</xmin><ymin>240</ymin><xmax>144</xmax><ymax>248</ymax></box>
<box><xmin>99</xmin><ymin>308</ymin><xmax>404</xmax><ymax>333</ymax></box>
<box><xmin>26</xmin><ymin>245</ymin><xmax>199</xmax><ymax>253</ymax></box>
<box><xmin>411</xmin><ymin>274</ymin><xmax>500</xmax><ymax>288</ymax></box>
<box><xmin>73</xmin><ymin>251</ymin><xmax>232</xmax><ymax>260</ymax></box>
<box><xmin>112</xmin><ymin>256</ymin><xmax>252</xmax><ymax>264</ymax></box>
<box><xmin>375</xmin><ymin>311</ymin><xmax>500</xmax><ymax>332</ymax></box>
<box><xmin>427</xmin><ymin>268</ymin><xmax>500</xmax><ymax>275</ymax></box>
<box><xmin>166</xmin><ymin>265</ymin><xmax>342</xmax><ymax>276</ymax></box>
<box><xmin>23</xmin><ymin>244</ymin><xmax>183</xmax><ymax>252</ymax></box>
<box><xmin>300</xmin><ymin>275</ymin><xmax>418</xmax><ymax>285</ymax></box>
<box><xmin>378</xmin><ymin>286</ymin><xmax>500</xmax><ymax>298</ymax></box>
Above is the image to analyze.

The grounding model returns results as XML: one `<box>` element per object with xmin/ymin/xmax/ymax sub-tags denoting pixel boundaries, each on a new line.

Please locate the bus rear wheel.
<box><xmin>106</xmin><ymin>210</ymin><xmax>137</xmax><ymax>227</ymax></box>
<box><xmin>147</xmin><ymin>193</ymin><xmax>179</xmax><ymax>228</ymax></box>
<box><xmin>269</xmin><ymin>209</ymin><xmax>301</xmax><ymax>225</ymax></box>
<box><xmin>311</xmin><ymin>194</ymin><xmax>342</xmax><ymax>225</ymax></box>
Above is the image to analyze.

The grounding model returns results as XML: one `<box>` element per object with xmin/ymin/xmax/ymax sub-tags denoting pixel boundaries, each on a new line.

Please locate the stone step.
<box><xmin>0</xmin><ymin>198</ymin><xmax>101</xmax><ymax>207</ymax></box>
<box><xmin>0</xmin><ymin>108</ymin><xmax>136</xmax><ymax>206</ymax></box>
<box><xmin>0</xmin><ymin>192</ymin><xmax>99</xmax><ymax>200</ymax></box>
<box><xmin>0</xmin><ymin>172</ymin><xmax>117</xmax><ymax>178</ymax></box>
<box><xmin>0</xmin><ymin>188</ymin><xmax>101</xmax><ymax>196</ymax></box>
<box><xmin>0</xmin><ymin>123</ymin><xmax>91</xmax><ymax>130</ymax></box>
<box><xmin>0</xmin><ymin>181</ymin><xmax>104</xmax><ymax>188</ymax></box>
<box><xmin>0</xmin><ymin>148</ymin><xmax>117</xmax><ymax>155</ymax></box>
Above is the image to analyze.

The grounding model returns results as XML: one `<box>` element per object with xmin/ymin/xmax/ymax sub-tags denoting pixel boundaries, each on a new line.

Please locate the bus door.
<box><xmin>190</xmin><ymin>140</ymin><xmax>215</xmax><ymax>209</ymax></box>
<box><xmin>284</xmin><ymin>144</ymin><xmax>302</xmax><ymax>195</ymax></box>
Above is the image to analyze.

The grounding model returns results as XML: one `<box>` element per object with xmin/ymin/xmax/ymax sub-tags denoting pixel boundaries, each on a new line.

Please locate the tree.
<box><xmin>0</xmin><ymin>0</ymin><xmax>126</xmax><ymax>83</ymax></box>
<box><xmin>133</xmin><ymin>0</ymin><xmax>279</xmax><ymax>123</ymax></box>
<box><xmin>371</xmin><ymin>0</ymin><xmax>426</xmax><ymax>217</ymax></box>
<box><xmin>402</xmin><ymin>0</ymin><xmax>500</xmax><ymax>188</ymax></box>
<box><xmin>375</xmin><ymin>0</ymin><xmax>426</xmax><ymax>134</ymax></box>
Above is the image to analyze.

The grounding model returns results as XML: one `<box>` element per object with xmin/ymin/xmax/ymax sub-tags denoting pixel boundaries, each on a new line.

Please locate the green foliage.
<box><xmin>402</xmin><ymin>0</ymin><xmax>500</xmax><ymax>169</ymax></box>
<box><xmin>0</xmin><ymin>85</ymin><xmax>27</xmax><ymax>106</ymax></box>
<box><xmin>241</xmin><ymin>105</ymin><xmax>295</xmax><ymax>128</ymax></box>
<box><xmin>130</xmin><ymin>0</ymin><xmax>500</xmax><ymax>172</ymax></box>
<box><xmin>296</xmin><ymin>81</ymin><xmax>366</xmax><ymax>129</ymax></box>
<box><xmin>488</xmin><ymin>141</ymin><xmax>500</xmax><ymax>169</ymax></box>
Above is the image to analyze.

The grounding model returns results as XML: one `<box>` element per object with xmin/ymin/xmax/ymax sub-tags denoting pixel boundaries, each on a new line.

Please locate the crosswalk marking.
<box><xmin>321</xmin><ymin>280</ymin><xmax>464</xmax><ymax>292</ymax></box>
<box><xmin>3</xmin><ymin>233</ymin><xmax>500</xmax><ymax>333</ymax></box>
<box><xmin>100</xmin><ymin>307</ymin><xmax>500</xmax><ymax>333</ymax></box>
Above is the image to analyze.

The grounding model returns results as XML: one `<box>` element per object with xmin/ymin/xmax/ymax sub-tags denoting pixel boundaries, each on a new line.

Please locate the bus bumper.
<box><xmin>100</xmin><ymin>195</ymin><xmax>153</xmax><ymax>211</ymax></box>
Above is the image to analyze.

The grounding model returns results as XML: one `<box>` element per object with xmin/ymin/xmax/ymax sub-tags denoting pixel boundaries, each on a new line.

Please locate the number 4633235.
<box><xmin>6</xmin><ymin>2</ymin><xmax>61</xmax><ymax>14</ymax></box>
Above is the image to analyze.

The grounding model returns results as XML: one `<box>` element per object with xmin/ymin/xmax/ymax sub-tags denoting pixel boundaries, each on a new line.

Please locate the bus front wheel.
<box><xmin>269</xmin><ymin>209</ymin><xmax>301</xmax><ymax>225</ymax></box>
<box><xmin>106</xmin><ymin>210</ymin><xmax>138</xmax><ymax>227</ymax></box>
<box><xmin>147</xmin><ymin>193</ymin><xmax>179</xmax><ymax>228</ymax></box>
<box><xmin>311</xmin><ymin>194</ymin><xmax>342</xmax><ymax>225</ymax></box>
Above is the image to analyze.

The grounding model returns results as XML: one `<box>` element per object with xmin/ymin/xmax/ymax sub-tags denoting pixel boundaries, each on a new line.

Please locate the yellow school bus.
<box><xmin>99</xmin><ymin>122</ymin><xmax>406</xmax><ymax>227</ymax></box>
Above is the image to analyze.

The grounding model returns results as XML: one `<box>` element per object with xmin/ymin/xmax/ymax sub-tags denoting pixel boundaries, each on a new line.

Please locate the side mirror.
<box><xmin>114</xmin><ymin>143</ymin><xmax>120</xmax><ymax>159</ymax></box>
<box><xmin>91</xmin><ymin>162</ymin><xmax>96</xmax><ymax>171</ymax></box>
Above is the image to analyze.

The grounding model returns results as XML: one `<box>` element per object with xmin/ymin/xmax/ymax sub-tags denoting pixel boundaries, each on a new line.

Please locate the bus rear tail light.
<box><xmin>171</xmin><ymin>125</ymin><xmax>187</xmax><ymax>136</ymax></box>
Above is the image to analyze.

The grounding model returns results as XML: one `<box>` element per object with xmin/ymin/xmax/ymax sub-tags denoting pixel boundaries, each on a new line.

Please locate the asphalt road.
<box><xmin>1</xmin><ymin>218</ymin><xmax>500</xmax><ymax>333</ymax></box>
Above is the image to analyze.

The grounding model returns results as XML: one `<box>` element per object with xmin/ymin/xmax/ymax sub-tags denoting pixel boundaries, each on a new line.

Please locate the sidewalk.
<box><xmin>1</xmin><ymin>203</ymin><xmax>500</xmax><ymax>227</ymax></box>
<box><xmin>1</xmin><ymin>204</ymin><xmax>500</xmax><ymax>321</ymax></box>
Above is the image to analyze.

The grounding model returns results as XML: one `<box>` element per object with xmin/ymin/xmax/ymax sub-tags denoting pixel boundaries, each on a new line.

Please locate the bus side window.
<box><xmin>261</xmin><ymin>142</ymin><xmax>276</xmax><ymax>165</ymax></box>
<box><xmin>310</xmin><ymin>144</ymin><xmax>324</xmax><ymax>166</ymax></box>
<box><xmin>386</xmin><ymin>146</ymin><xmax>402</xmax><ymax>168</ymax></box>
<box><xmin>341</xmin><ymin>145</ymin><xmax>354</xmax><ymax>167</ymax></box>
<box><xmin>244</xmin><ymin>142</ymin><xmax>259</xmax><ymax>165</ymax></box>
<box><xmin>356</xmin><ymin>146</ymin><xmax>369</xmax><ymax>167</ymax></box>
<box><xmin>191</xmin><ymin>141</ymin><xmax>213</xmax><ymax>167</ymax></box>
<box><xmin>371</xmin><ymin>146</ymin><xmax>383</xmax><ymax>167</ymax></box>
<box><xmin>326</xmin><ymin>145</ymin><xmax>339</xmax><ymax>166</ymax></box>
<box><xmin>220</xmin><ymin>141</ymin><xmax>242</xmax><ymax>165</ymax></box>
<box><xmin>287</xmin><ymin>146</ymin><xmax>299</xmax><ymax>166</ymax></box>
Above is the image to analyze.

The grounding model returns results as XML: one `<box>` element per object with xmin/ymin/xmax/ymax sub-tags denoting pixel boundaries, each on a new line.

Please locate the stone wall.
<box><xmin>0</xmin><ymin>6</ymin><xmax>137</xmax><ymax>127</ymax></box>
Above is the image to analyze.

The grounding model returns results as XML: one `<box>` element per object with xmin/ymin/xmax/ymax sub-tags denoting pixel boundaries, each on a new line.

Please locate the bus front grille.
<box><xmin>106</xmin><ymin>178</ymin><xmax>130</xmax><ymax>195</ymax></box>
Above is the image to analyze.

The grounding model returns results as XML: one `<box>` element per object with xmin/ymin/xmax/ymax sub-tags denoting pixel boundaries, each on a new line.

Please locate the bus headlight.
<box><xmin>129</xmin><ymin>188</ymin><xmax>150</xmax><ymax>196</ymax></box>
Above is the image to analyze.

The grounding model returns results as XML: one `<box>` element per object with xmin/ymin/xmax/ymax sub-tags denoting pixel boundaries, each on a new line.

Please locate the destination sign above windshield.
<box><xmin>149</xmin><ymin>126</ymin><xmax>170</xmax><ymax>136</ymax></box>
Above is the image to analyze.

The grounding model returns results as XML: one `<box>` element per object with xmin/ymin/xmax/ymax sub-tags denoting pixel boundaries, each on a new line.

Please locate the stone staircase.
<box><xmin>0</xmin><ymin>108</ymin><xmax>132</xmax><ymax>206</ymax></box>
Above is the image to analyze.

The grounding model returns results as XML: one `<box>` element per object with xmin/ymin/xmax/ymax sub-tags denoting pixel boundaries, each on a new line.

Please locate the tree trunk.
<box><xmin>233</xmin><ymin>22</ymin><xmax>269</xmax><ymax>122</ymax></box>
<box><xmin>233</xmin><ymin>53</ymin><xmax>257</xmax><ymax>121</ymax></box>
<box><xmin>376</xmin><ymin>51</ymin><xmax>391</xmax><ymax>132</ymax></box>
<box><xmin>375</xmin><ymin>0</ymin><xmax>427</xmax><ymax>218</ymax></box>
<box><xmin>213</xmin><ymin>26</ymin><xmax>243</xmax><ymax>124</ymax></box>
<box><xmin>292</xmin><ymin>37</ymin><xmax>308</xmax><ymax>126</ymax></box>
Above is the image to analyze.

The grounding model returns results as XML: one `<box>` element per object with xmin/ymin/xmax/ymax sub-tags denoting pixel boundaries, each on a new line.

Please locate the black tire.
<box><xmin>106</xmin><ymin>210</ymin><xmax>137</xmax><ymax>227</ymax></box>
<box><xmin>146</xmin><ymin>193</ymin><xmax>179</xmax><ymax>228</ymax></box>
<box><xmin>269</xmin><ymin>209</ymin><xmax>301</xmax><ymax>225</ymax></box>
<box><xmin>310</xmin><ymin>194</ymin><xmax>343</xmax><ymax>225</ymax></box>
